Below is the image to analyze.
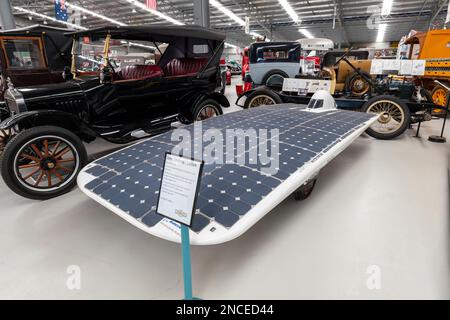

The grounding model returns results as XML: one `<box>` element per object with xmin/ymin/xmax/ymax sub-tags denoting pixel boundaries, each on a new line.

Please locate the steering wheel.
<box><xmin>333</xmin><ymin>47</ymin><xmax>354</xmax><ymax>67</ymax></box>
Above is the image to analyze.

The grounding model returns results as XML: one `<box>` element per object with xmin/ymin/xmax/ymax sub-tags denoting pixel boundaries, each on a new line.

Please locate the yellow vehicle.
<box><xmin>320</xmin><ymin>50</ymin><xmax>373</xmax><ymax>96</ymax></box>
<box><xmin>403</xmin><ymin>29</ymin><xmax>450</xmax><ymax>106</ymax></box>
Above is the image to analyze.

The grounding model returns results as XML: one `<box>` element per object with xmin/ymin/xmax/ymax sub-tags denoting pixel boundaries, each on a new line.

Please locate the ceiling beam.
<box><xmin>428</xmin><ymin>0</ymin><xmax>448</xmax><ymax>29</ymax></box>
<box><xmin>331</xmin><ymin>0</ymin><xmax>349</xmax><ymax>46</ymax></box>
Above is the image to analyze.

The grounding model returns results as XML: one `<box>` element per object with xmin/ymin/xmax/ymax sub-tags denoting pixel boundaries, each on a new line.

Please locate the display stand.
<box><xmin>156</xmin><ymin>153</ymin><xmax>204</xmax><ymax>300</ymax></box>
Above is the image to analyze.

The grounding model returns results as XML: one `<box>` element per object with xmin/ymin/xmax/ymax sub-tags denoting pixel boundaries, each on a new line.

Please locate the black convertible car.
<box><xmin>0</xmin><ymin>25</ymin><xmax>229</xmax><ymax>199</ymax></box>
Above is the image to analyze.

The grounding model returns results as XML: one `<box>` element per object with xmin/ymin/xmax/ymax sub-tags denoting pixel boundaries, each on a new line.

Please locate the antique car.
<box><xmin>0</xmin><ymin>25</ymin><xmax>229</xmax><ymax>200</ymax></box>
<box><xmin>236</xmin><ymin>49</ymin><xmax>441</xmax><ymax>140</ymax></box>
<box><xmin>0</xmin><ymin>24</ymin><xmax>73</xmax><ymax>119</ymax></box>
<box><xmin>247</xmin><ymin>41</ymin><xmax>301</xmax><ymax>89</ymax></box>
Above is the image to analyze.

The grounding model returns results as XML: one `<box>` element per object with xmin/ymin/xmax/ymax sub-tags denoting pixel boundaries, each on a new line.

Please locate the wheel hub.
<box><xmin>378</xmin><ymin>112</ymin><xmax>391</xmax><ymax>124</ymax></box>
<box><xmin>41</xmin><ymin>158</ymin><xmax>56</xmax><ymax>170</ymax></box>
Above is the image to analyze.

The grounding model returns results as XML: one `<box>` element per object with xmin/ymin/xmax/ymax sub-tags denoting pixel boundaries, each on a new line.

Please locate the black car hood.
<box><xmin>16</xmin><ymin>77</ymin><xmax>98</xmax><ymax>100</ymax></box>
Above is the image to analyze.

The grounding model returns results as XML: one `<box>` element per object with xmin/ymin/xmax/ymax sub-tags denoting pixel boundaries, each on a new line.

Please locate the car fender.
<box><xmin>0</xmin><ymin>110</ymin><xmax>97</xmax><ymax>142</ymax></box>
<box><xmin>204</xmin><ymin>92</ymin><xmax>230</xmax><ymax>108</ymax></box>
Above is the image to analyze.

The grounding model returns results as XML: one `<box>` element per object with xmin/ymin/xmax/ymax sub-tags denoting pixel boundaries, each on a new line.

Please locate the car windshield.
<box><xmin>2</xmin><ymin>38</ymin><xmax>46</xmax><ymax>69</ymax></box>
<box><xmin>73</xmin><ymin>36</ymin><xmax>163</xmax><ymax>74</ymax></box>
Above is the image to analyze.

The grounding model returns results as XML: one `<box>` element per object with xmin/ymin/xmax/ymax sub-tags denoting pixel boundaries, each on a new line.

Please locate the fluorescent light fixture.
<box><xmin>210</xmin><ymin>0</ymin><xmax>246</xmax><ymax>26</ymax></box>
<box><xmin>376</xmin><ymin>23</ymin><xmax>387</xmax><ymax>42</ymax></box>
<box><xmin>298</xmin><ymin>29</ymin><xmax>314</xmax><ymax>39</ymax></box>
<box><xmin>13</xmin><ymin>6</ymin><xmax>87</xmax><ymax>30</ymax></box>
<box><xmin>126</xmin><ymin>0</ymin><xmax>184</xmax><ymax>25</ymax></box>
<box><xmin>381</xmin><ymin>0</ymin><xmax>393</xmax><ymax>16</ymax></box>
<box><xmin>278</xmin><ymin>0</ymin><xmax>299</xmax><ymax>23</ymax></box>
<box><xmin>65</xmin><ymin>1</ymin><xmax>126</xmax><ymax>26</ymax></box>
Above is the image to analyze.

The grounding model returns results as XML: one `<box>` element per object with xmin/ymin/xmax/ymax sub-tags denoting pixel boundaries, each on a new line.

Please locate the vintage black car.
<box><xmin>0</xmin><ymin>24</ymin><xmax>73</xmax><ymax>119</ymax></box>
<box><xmin>0</xmin><ymin>25</ymin><xmax>229</xmax><ymax>200</ymax></box>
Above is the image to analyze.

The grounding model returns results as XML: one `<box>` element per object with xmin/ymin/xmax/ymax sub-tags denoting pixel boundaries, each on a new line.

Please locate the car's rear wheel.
<box><xmin>192</xmin><ymin>99</ymin><xmax>222</xmax><ymax>122</ymax></box>
<box><xmin>0</xmin><ymin>126</ymin><xmax>87</xmax><ymax>200</ymax></box>
<box><xmin>362</xmin><ymin>95</ymin><xmax>410</xmax><ymax>140</ymax></box>
<box><xmin>262</xmin><ymin>70</ymin><xmax>288</xmax><ymax>90</ymax></box>
<box><xmin>244</xmin><ymin>88</ymin><xmax>283</xmax><ymax>108</ymax></box>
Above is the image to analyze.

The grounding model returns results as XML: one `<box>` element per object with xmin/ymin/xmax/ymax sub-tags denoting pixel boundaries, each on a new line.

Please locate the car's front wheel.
<box><xmin>192</xmin><ymin>99</ymin><xmax>222</xmax><ymax>122</ymax></box>
<box><xmin>0</xmin><ymin>126</ymin><xmax>88</xmax><ymax>200</ymax></box>
<box><xmin>362</xmin><ymin>95</ymin><xmax>410</xmax><ymax>140</ymax></box>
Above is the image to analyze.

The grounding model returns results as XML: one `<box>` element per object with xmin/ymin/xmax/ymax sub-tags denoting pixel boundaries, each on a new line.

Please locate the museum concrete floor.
<box><xmin>0</xmin><ymin>76</ymin><xmax>449</xmax><ymax>299</ymax></box>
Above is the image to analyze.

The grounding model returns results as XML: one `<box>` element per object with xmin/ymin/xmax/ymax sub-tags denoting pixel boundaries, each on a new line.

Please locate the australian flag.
<box><xmin>55</xmin><ymin>0</ymin><xmax>69</xmax><ymax>22</ymax></box>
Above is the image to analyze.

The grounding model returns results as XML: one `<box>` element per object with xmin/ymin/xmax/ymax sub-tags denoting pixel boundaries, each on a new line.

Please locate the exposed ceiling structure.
<box><xmin>9</xmin><ymin>0</ymin><xmax>450</xmax><ymax>47</ymax></box>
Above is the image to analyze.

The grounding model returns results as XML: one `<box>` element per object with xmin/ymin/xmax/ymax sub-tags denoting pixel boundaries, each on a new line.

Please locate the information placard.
<box><xmin>370</xmin><ymin>59</ymin><xmax>384</xmax><ymax>75</ymax></box>
<box><xmin>411</xmin><ymin>60</ymin><xmax>426</xmax><ymax>76</ymax></box>
<box><xmin>156</xmin><ymin>153</ymin><xmax>203</xmax><ymax>227</ymax></box>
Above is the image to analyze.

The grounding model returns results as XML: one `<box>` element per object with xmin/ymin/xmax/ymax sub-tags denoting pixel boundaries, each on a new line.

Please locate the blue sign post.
<box><xmin>181</xmin><ymin>224</ymin><xmax>194</xmax><ymax>300</ymax></box>
<box><xmin>156</xmin><ymin>153</ymin><xmax>204</xmax><ymax>300</ymax></box>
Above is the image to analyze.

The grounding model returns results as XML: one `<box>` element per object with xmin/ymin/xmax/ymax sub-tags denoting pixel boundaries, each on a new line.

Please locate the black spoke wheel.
<box><xmin>1</xmin><ymin>126</ymin><xmax>87</xmax><ymax>200</ymax></box>
<box><xmin>293</xmin><ymin>178</ymin><xmax>317</xmax><ymax>201</ymax></box>
<box><xmin>192</xmin><ymin>99</ymin><xmax>222</xmax><ymax>122</ymax></box>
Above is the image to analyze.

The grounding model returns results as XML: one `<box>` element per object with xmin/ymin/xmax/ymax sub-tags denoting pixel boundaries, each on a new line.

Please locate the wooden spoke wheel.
<box><xmin>0</xmin><ymin>128</ymin><xmax>15</xmax><ymax>153</ymax></box>
<box><xmin>1</xmin><ymin>126</ymin><xmax>87</xmax><ymax>200</ymax></box>
<box><xmin>192</xmin><ymin>99</ymin><xmax>222</xmax><ymax>122</ymax></box>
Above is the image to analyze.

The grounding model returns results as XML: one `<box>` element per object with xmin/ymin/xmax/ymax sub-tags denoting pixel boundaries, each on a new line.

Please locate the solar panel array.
<box><xmin>82</xmin><ymin>105</ymin><xmax>374</xmax><ymax>233</ymax></box>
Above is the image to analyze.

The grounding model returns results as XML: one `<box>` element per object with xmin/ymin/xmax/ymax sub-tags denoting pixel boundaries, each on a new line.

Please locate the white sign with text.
<box><xmin>156</xmin><ymin>154</ymin><xmax>203</xmax><ymax>226</ymax></box>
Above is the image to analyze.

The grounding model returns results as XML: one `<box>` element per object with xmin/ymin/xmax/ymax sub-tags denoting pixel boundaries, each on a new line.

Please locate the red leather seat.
<box><xmin>163</xmin><ymin>58</ymin><xmax>208</xmax><ymax>77</ymax></box>
<box><xmin>118</xmin><ymin>65</ymin><xmax>163</xmax><ymax>81</ymax></box>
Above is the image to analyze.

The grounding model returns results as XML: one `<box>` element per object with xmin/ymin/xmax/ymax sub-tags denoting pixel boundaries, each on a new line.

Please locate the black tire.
<box><xmin>0</xmin><ymin>126</ymin><xmax>88</xmax><ymax>200</ymax></box>
<box><xmin>362</xmin><ymin>95</ymin><xmax>410</xmax><ymax>140</ymax></box>
<box><xmin>191</xmin><ymin>99</ymin><xmax>222</xmax><ymax>122</ymax></box>
<box><xmin>244</xmin><ymin>88</ymin><xmax>283</xmax><ymax>109</ymax></box>
<box><xmin>261</xmin><ymin>70</ymin><xmax>289</xmax><ymax>89</ymax></box>
<box><xmin>293</xmin><ymin>178</ymin><xmax>317</xmax><ymax>201</ymax></box>
<box><xmin>345</xmin><ymin>71</ymin><xmax>372</xmax><ymax>96</ymax></box>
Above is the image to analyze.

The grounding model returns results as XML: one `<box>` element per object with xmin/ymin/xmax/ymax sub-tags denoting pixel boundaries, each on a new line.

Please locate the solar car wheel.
<box><xmin>293</xmin><ymin>178</ymin><xmax>317</xmax><ymax>201</ymax></box>
<box><xmin>0</xmin><ymin>126</ymin><xmax>88</xmax><ymax>200</ymax></box>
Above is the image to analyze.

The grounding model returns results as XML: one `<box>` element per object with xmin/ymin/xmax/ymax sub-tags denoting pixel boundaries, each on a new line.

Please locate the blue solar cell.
<box><xmin>214</xmin><ymin>211</ymin><xmax>240</xmax><ymax>228</ymax></box>
<box><xmin>199</xmin><ymin>201</ymin><xmax>223</xmax><ymax>218</ymax></box>
<box><xmin>228</xmin><ymin>201</ymin><xmax>252</xmax><ymax>216</ymax></box>
<box><xmin>191</xmin><ymin>214</ymin><xmax>211</xmax><ymax>233</ymax></box>
<box><xmin>141</xmin><ymin>211</ymin><xmax>164</xmax><ymax>227</ymax></box>
<box><xmin>85</xmin><ymin>165</ymin><xmax>109</xmax><ymax>177</ymax></box>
